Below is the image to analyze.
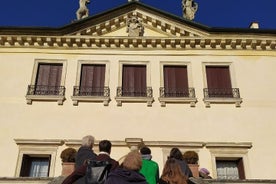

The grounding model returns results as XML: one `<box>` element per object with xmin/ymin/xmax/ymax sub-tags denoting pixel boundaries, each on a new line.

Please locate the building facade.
<box><xmin>0</xmin><ymin>1</ymin><xmax>276</xmax><ymax>181</ymax></box>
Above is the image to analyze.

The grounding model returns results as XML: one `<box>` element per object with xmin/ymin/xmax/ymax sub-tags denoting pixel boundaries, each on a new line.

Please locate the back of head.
<box><xmin>140</xmin><ymin>146</ymin><xmax>151</xmax><ymax>155</ymax></box>
<box><xmin>169</xmin><ymin>147</ymin><xmax>183</xmax><ymax>160</ymax></box>
<box><xmin>161</xmin><ymin>158</ymin><xmax>187</xmax><ymax>184</ymax></box>
<box><xmin>82</xmin><ymin>135</ymin><xmax>95</xmax><ymax>148</ymax></box>
<box><xmin>99</xmin><ymin>140</ymin><xmax>112</xmax><ymax>154</ymax></box>
<box><xmin>123</xmin><ymin>150</ymin><xmax>142</xmax><ymax>171</ymax></box>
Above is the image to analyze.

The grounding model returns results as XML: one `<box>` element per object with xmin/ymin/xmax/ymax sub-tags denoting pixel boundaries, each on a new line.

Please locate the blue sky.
<box><xmin>0</xmin><ymin>0</ymin><xmax>275</xmax><ymax>29</ymax></box>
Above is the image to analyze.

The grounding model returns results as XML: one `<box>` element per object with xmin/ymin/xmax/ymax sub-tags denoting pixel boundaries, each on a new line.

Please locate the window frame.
<box><xmin>202</xmin><ymin>62</ymin><xmax>242</xmax><ymax>107</ymax></box>
<box><xmin>159</xmin><ymin>61</ymin><xmax>197</xmax><ymax>107</ymax></box>
<box><xmin>71</xmin><ymin>60</ymin><xmax>110</xmax><ymax>106</ymax></box>
<box><xmin>206</xmin><ymin>142</ymin><xmax>252</xmax><ymax>179</ymax></box>
<box><xmin>115</xmin><ymin>60</ymin><xmax>154</xmax><ymax>106</ymax></box>
<box><xmin>20</xmin><ymin>154</ymin><xmax>51</xmax><ymax>177</ymax></box>
<box><xmin>14</xmin><ymin>139</ymin><xmax>63</xmax><ymax>177</ymax></box>
<box><xmin>216</xmin><ymin>158</ymin><xmax>245</xmax><ymax>179</ymax></box>
<box><xmin>26</xmin><ymin>59</ymin><xmax>67</xmax><ymax>105</ymax></box>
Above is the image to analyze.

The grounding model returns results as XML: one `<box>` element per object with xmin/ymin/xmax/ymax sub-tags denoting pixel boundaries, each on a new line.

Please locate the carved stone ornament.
<box><xmin>182</xmin><ymin>0</ymin><xmax>198</xmax><ymax>20</ymax></box>
<box><xmin>76</xmin><ymin>0</ymin><xmax>90</xmax><ymax>20</ymax></box>
<box><xmin>126</xmin><ymin>15</ymin><xmax>144</xmax><ymax>37</ymax></box>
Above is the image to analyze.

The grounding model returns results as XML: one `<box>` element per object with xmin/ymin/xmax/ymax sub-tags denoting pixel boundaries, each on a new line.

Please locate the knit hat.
<box><xmin>199</xmin><ymin>168</ymin><xmax>210</xmax><ymax>175</ymax></box>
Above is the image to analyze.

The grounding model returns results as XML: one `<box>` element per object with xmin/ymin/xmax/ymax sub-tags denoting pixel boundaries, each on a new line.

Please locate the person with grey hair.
<box><xmin>74</xmin><ymin>135</ymin><xmax>97</xmax><ymax>184</ymax></box>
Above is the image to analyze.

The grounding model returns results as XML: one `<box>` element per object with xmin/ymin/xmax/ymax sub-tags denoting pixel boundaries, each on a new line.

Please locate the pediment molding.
<box><xmin>68</xmin><ymin>10</ymin><xmax>205</xmax><ymax>38</ymax></box>
<box><xmin>0</xmin><ymin>35</ymin><xmax>275</xmax><ymax>51</ymax></box>
<box><xmin>0</xmin><ymin>3</ymin><xmax>275</xmax><ymax>50</ymax></box>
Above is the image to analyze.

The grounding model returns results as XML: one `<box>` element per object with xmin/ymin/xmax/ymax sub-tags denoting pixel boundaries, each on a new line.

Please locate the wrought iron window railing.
<box><xmin>203</xmin><ymin>88</ymin><xmax>240</xmax><ymax>98</ymax></box>
<box><xmin>27</xmin><ymin>85</ymin><xmax>65</xmax><ymax>96</ymax></box>
<box><xmin>73</xmin><ymin>86</ymin><xmax>110</xmax><ymax>97</ymax></box>
<box><xmin>116</xmin><ymin>87</ymin><xmax>153</xmax><ymax>97</ymax></box>
<box><xmin>159</xmin><ymin>87</ymin><xmax>196</xmax><ymax>98</ymax></box>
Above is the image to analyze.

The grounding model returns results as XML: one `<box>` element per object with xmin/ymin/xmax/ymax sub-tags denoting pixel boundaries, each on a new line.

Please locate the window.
<box><xmin>71</xmin><ymin>60</ymin><xmax>110</xmax><ymax>106</ymax></box>
<box><xmin>79</xmin><ymin>64</ymin><xmax>106</xmax><ymax>96</ymax></box>
<box><xmin>26</xmin><ymin>59</ymin><xmax>67</xmax><ymax>105</ymax></box>
<box><xmin>20</xmin><ymin>155</ymin><xmax>51</xmax><ymax>177</ymax></box>
<box><xmin>122</xmin><ymin>65</ymin><xmax>147</xmax><ymax>97</ymax></box>
<box><xmin>202</xmin><ymin>63</ymin><xmax>242</xmax><ymax>107</ymax></box>
<box><xmin>159</xmin><ymin>62</ymin><xmax>196</xmax><ymax>107</ymax></box>
<box><xmin>115</xmin><ymin>61</ymin><xmax>153</xmax><ymax>106</ymax></box>
<box><xmin>206</xmin><ymin>142</ymin><xmax>252</xmax><ymax>179</ymax></box>
<box><xmin>205</xmin><ymin>66</ymin><xmax>233</xmax><ymax>98</ymax></box>
<box><xmin>163</xmin><ymin>65</ymin><xmax>189</xmax><ymax>97</ymax></box>
<box><xmin>216</xmin><ymin>158</ymin><xmax>245</xmax><ymax>179</ymax></box>
<box><xmin>15</xmin><ymin>139</ymin><xmax>62</xmax><ymax>177</ymax></box>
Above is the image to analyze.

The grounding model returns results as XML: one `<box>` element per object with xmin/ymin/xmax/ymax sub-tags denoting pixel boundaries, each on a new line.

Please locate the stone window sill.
<box><xmin>26</xmin><ymin>95</ymin><xmax>65</xmax><ymax>105</ymax></box>
<box><xmin>158</xmin><ymin>97</ymin><xmax>197</xmax><ymax>107</ymax></box>
<box><xmin>203</xmin><ymin>97</ymin><xmax>242</xmax><ymax>108</ymax></box>
<box><xmin>71</xmin><ymin>96</ymin><xmax>110</xmax><ymax>106</ymax></box>
<box><xmin>115</xmin><ymin>97</ymin><xmax>154</xmax><ymax>107</ymax></box>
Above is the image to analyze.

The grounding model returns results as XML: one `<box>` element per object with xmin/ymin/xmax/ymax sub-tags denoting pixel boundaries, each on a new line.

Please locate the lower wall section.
<box><xmin>1</xmin><ymin>177</ymin><xmax>276</xmax><ymax>184</ymax></box>
<box><xmin>0</xmin><ymin>177</ymin><xmax>53</xmax><ymax>184</ymax></box>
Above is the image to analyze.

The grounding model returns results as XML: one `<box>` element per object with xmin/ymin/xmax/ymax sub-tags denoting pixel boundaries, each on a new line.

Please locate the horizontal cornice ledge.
<box><xmin>205</xmin><ymin>142</ymin><xmax>252</xmax><ymax>149</ymax></box>
<box><xmin>14</xmin><ymin>139</ymin><xmax>64</xmax><ymax>146</ymax></box>
<box><xmin>143</xmin><ymin>141</ymin><xmax>205</xmax><ymax>148</ymax></box>
<box><xmin>64</xmin><ymin>139</ymin><xmax>127</xmax><ymax>147</ymax></box>
<box><xmin>0</xmin><ymin>36</ymin><xmax>275</xmax><ymax>51</ymax></box>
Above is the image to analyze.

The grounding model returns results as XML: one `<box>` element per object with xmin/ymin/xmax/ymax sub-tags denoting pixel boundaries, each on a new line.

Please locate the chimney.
<box><xmin>249</xmin><ymin>22</ymin><xmax>259</xmax><ymax>29</ymax></box>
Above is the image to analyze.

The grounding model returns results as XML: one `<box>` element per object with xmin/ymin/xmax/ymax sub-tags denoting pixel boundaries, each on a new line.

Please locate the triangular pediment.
<box><xmin>66</xmin><ymin>2</ymin><xmax>209</xmax><ymax>38</ymax></box>
<box><xmin>1</xmin><ymin>2</ymin><xmax>274</xmax><ymax>50</ymax></box>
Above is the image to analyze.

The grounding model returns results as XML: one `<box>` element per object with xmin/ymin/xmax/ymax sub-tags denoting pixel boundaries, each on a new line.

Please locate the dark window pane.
<box><xmin>20</xmin><ymin>155</ymin><xmax>51</xmax><ymax>177</ymax></box>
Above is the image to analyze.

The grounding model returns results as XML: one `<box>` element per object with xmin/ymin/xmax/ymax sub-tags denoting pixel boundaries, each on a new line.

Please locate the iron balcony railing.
<box><xmin>159</xmin><ymin>87</ymin><xmax>196</xmax><ymax>98</ymax></box>
<box><xmin>116</xmin><ymin>87</ymin><xmax>153</xmax><ymax>97</ymax></box>
<box><xmin>203</xmin><ymin>88</ymin><xmax>240</xmax><ymax>98</ymax></box>
<box><xmin>27</xmin><ymin>85</ymin><xmax>65</xmax><ymax>96</ymax></box>
<box><xmin>73</xmin><ymin>86</ymin><xmax>110</xmax><ymax>97</ymax></box>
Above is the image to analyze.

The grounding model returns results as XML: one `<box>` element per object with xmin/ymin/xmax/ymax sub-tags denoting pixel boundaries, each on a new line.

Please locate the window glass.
<box><xmin>29</xmin><ymin>158</ymin><xmax>49</xmax><ymax>177</ymax></box>
<box><xmin>216</xmin><ymin>159</ymin><xmax>245</xmax><ymax>179</ymax></box>
<box><xmin>20</xmin><ymin>155</ymin><xmax>50</xmax><ymax>177</ymax></box>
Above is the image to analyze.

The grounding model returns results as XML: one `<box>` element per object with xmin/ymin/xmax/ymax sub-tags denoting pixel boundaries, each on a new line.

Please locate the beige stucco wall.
<box><xmin>0</xmin><ymin>47</ymin><xmax>275</xmax><ymax>179</ymax></box>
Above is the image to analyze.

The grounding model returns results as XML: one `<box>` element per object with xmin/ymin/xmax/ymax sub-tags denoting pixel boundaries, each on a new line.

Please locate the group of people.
<box><xmin>62</xmin><ymin>135</ymin><xmax>211</xmax><ymax>184</ymax></box>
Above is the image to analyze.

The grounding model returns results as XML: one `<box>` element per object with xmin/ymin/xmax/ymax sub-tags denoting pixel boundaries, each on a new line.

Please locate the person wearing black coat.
<box><xmin>73</xmin><ymin>135</ymin><xmax>97</xmax><ymax>184</ymax></box>
<box><xmin>62</xmin><ymin>139</ymin><xmax>119</xmax><ymax>184</ymax></box>
<box><xmin>75</xmin><ymin>135</ymin><xmax>97</xmax><ymax>169</ymax></box>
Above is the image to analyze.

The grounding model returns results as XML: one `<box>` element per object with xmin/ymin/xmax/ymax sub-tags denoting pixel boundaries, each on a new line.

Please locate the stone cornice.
<box><xmin>205</xmin><ymin>142</ymin><xmax>252</xmax><ymax>149</ymax></box>
<box><xmin>14</xmin><ymin>139</ymin><xmax>64</xmax><ymax>146</ymax></box>
<box><xmin>0</xmin><ymin>35</ymin><xmax>275</xmax><ymax>51</ymax></box>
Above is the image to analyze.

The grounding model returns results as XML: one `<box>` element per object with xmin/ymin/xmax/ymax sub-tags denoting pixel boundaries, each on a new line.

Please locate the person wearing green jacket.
<box><xmin>139</xmin><ymin>146</ymin><xmax>159</xmax><ymax>184</ymax></box>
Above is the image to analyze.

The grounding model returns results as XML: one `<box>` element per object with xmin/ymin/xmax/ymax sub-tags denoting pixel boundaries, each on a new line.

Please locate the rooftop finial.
<box><xmin>128</xmin><ymin>0</ymin><xmax>139</xmax><ymax>2</ymax></box>
<box><xmin>76</xmin><ymin>0</ymin><xmax>90</xmax><ymax>20</ymax></box>
<box><xmin>182</xmin><ymin>0</ymin><xmax>198</xmax><ymax>21</ymax></box>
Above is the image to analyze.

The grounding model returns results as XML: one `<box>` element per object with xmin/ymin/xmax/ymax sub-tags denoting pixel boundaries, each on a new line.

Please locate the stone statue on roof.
<box><xmin>126</xmin><ymin>16</ymin><xmax>144</xmax><ymax>37</ymax></box>
<box><xmin>182</xmin><ymin>0</ymin><xmax>198</xmax><ymax>21</ymax></box>
<box><xmin>76</xmin><ymin>0</ymin><xmax>90</xmax><ymax>20</ymax></box>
